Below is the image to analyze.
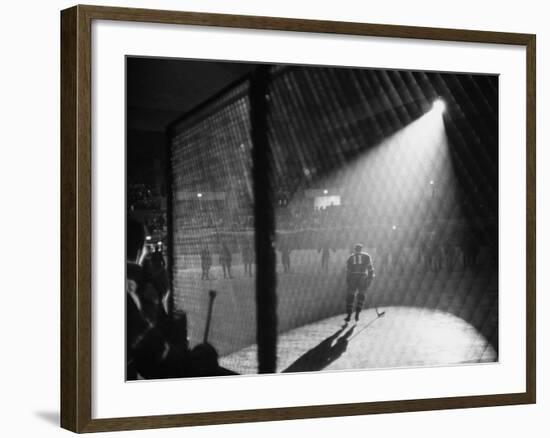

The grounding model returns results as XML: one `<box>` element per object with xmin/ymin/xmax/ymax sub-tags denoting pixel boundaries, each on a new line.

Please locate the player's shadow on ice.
<box><xmin>283</xmin><ymin>325</ymin><xmax>355</xmax><ymax>373</ymax></box>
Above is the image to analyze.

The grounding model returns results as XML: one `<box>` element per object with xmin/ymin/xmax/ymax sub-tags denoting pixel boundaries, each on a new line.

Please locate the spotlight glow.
<box><xmin>323</xmin><ymin>189</ymin><xmax>328</xmax><ymax>194</ymax></box>
<box><xmin>197</xmin><ymin>193</ymin><xmax>203</xmax><ymax>198</ymax></box>
<box><xmin>432</xmin><ymin>98</ymin><xmax>446</xmax><ymax>114</ymax></box>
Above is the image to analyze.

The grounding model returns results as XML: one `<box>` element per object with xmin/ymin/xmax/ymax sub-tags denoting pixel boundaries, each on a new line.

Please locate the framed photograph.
<box><xmin>60</xmin><ymin>4</ymin><xmax>536</xmax><ymax>433</ymax></box>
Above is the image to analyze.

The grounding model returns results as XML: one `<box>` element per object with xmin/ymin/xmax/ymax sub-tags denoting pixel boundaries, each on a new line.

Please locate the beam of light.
<box><xmin>284</xmin><ymin>105</ymin><xmax>463</xmax><ymax>254</ymax></box>
<box><xmin>337</xmin><ymin>110</ymin><xmax>453</xmax><ymax>211</ymax></box>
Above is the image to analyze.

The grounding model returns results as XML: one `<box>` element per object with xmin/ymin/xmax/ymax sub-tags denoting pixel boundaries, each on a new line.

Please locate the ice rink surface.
<box><xmin>174</xmin><ymin>248</ymin><xmax>497</xmax><ymax>374</ymax></box>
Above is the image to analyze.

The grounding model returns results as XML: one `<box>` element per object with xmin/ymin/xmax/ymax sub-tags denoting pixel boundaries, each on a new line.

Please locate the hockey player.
<box><xmin>200</xmin><ymin>245</ymin><xmax>212</xmax><ymax>280</ymax></box>
<box><xmin>345</xmin><ymin>243</ymin><xmax>375</xmax><ymax>322</ymax></box>
<box><xmin>241</xmin><ymin>242</ymin><xmax>254</xmax><ymax>277</ymax></box>
<box><xmin>219</xmin><ymin>242</ymin><xmax>233</xmax><ymax>279</ymax></box>
<box><xmin>318</xmin><ymin>243</ymin><xmax>332</xmax><ymax>271</ymax></box>
<box><xmin>281</xmin><ymin>244</ymin><xmax>291</xmax><ymax>273</ymax></box>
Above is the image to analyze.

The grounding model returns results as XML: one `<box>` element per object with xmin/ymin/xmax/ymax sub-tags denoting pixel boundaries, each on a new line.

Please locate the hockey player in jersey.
<box><xmin>345</xmin><ymin>243</ymin><xmax>375</xmax><ymax>322</ymax></box>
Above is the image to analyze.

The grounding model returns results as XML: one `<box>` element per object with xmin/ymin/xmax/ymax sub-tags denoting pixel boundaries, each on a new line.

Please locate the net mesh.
<box><xmin>170</xmin><ymin>65</ymin><xmax>498</xmax><ymax>375</ymax></box>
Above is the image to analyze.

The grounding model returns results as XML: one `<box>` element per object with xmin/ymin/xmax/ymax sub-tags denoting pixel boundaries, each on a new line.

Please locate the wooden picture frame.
<box><xmin>60</xmin><ymin>4</ymin><xmax>536</xmax><ymax>433</ymax></box>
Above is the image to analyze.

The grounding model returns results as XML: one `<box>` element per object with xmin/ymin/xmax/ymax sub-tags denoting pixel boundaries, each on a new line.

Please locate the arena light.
<box><xmin>432</xmin><ymin>98</ymin><xmax>446</xmax><ymax>114</ymax></box>
<box><xmin>430</xmin><ymin>180</ymin><xmax>434</xmax><ymax>185</ymax></box>
<box><xmin>323</xmin><ymin>189</ymin><xmax>328</xmax><ymax>194</ymax></box>
<box><xmin>197</xmin><ymin>193</ymin><xmax>203</xmax><ymax>198</ymax></box>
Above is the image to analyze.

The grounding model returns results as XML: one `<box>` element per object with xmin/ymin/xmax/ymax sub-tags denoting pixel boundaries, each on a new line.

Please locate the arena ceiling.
<box><xmin>127</xmin><ymin>57</ymin><xmax>254</xmax><ymax>132</ymax></box>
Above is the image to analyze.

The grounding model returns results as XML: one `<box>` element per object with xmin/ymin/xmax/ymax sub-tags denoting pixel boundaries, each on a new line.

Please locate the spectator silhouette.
<box><xmin>126</xmin><ymin>217</ymin><xmax>187</xmax><ymax>379</ymax></box>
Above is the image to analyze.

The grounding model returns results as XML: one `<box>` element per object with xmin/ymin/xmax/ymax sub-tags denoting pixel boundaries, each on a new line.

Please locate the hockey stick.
<box><xmin>203</xmin><ymin>289</ymin><xmax>217</xmax><ymax>343</ymax></box>
<box><xmin>368</xmin><ymin>275</ymin><xmax>384</xmax><ymax>318</ymax></box>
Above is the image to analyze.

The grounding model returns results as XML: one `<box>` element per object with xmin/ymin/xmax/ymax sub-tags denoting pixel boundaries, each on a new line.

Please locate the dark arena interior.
<box><xmin>127</xmin><ymin>58</ymin><xmax>498</xmax><ymax>379</ymax></box>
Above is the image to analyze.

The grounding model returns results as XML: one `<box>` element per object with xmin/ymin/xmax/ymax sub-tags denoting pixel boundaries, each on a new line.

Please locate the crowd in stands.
<box><xmin>128</xmin><ymin>183</ymin><xmax>164</xmax><ymax>210</ymax></box>
<box><xmin>129</xmin><ymin>182</ymin><xmax>496</xmax><ymax>271</ymax></box>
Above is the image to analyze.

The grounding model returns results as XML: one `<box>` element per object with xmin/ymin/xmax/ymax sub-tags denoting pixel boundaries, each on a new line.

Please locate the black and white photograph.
<box><xmin>126</xmin><ymin>58</ymin><xmax>498</xmax><ymax>380</ymax></box>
